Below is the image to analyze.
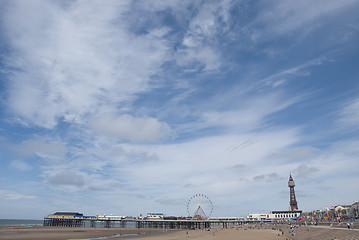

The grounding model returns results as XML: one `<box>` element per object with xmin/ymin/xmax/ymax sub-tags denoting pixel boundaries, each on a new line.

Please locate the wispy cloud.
<box><xmin>177</xmin><ymin>1</ymin><xmax>232</xmax><ymax>71</ymax></box>
<box><xmin>3</xmin><ymin>0</ymin><xmax>172</xmax><ymax>128</ymax></box>
<box><xmin>338</xmin><ymin>97</ymin><xmax>359</xmax><ymax>129</ymax></box>
<box><xmin>293</xmin><ymin>164</ymin><xmax>319</xmax><ymax>179</ymax></box>
<box><xmin>0</xmin><ymin>189</ymin><xmax>36</xmax><ymax>201</ymax></box>
<box><xmin>9</xmin><ymin>160</ymin><xmax>32</xmax><ymax>172</ymax></box>
<box><xmin>11</xmin><ymin>139</ymin><xmax>66</xmax><ymax>159</ymax></box>
<box><xmin>252</xmin><ymin>0</ymin><xmax>358</xmax><ymax>37</ymax></box>
<box><xmin>89</xmin><ymin>114</ymin><xmax>173</xmax><ymax>143</ymax></box>
<box><xmin>261</xmin><ymin>57</ymin><xmax>328</xmax><ymax>88</ymax></box>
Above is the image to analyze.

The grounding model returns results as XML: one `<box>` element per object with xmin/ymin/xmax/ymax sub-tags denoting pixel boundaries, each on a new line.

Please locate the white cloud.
<box><xmin>198</xmin><ymin>92</ymin><xmax>301</xmax><ymax>132</ymax></box>
<box><xmin>112</xmin><ymin>130</ymin><xmax>299</xmax><ymax>194</ymax></box>
<box><xmin>253</xmin><ymin>173</ymin><xmax>282</xmax><ymax>182</ymax></box>
<box><xmin>254</xmin><ymin>0</ymin><xmax>358</xmax><ymax>37</ymax></box>
<box><xmin>42</xmin><ymin>166</ymin><xmax>126</xmax><ymax>193</ymax></box>
<box><xmin>3</xmin><ymin>0</ymin><xmax>172</xmax><ymax>128</ymax></box>
<box><xmin>12</xmin><ymin>139</ymin><xmax>66</xmax><ymax>160</ymax></box>
<box><xmin>176</xmin><ymin>1</ymin><xmax>232</xmax><ymax>71</ymax></box>
<box><xmin>0</xmin><ymin>189</ymin><xmax>36</xmax><ymax>201</ymax></box>
<box><xmin>46</xmin><ymin>170</ymin><xmax>86</xmax><ymax>187</ymax></box>
<box><xmin>261</xmin><ymin>57</ymin><xmax>327</xmax><ymax>87</ymax></box>
<box><xmin>9</xmin><ymin>160</ymin><xmax>32</xmax><ymax>171</ymax></box>
<box><xmin>89</xmin><ymin>114</ymin><xmax>173</xmax><ymax>143</ymax></box>
<box><xmin>269</xmin><ymin>146</ymin><xmax>320</xmax><ymax>161</ymax></box>
<box><xmin>293</xmin><ymin>164</ymin><xmax>319</xmax><ymax>179</ymax></box>
<box><xmin>338</xmin><ymin>97</ymin><xmax>359</xmax><ymax>129</ymax></box>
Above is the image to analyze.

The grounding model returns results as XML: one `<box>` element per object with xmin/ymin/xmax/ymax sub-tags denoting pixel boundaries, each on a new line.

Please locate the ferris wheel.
<box><xmin>187</xmin><ymin>194</ymin><xmax>213</xmax><ymax>219</ymax></box>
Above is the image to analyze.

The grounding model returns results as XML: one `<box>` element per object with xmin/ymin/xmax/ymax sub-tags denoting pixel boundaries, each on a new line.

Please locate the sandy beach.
<box><xmin>140</xmin><ymin>226</ymin><xmax>286</xmax><ymax>240</ymax></box>
<box><xmin>276</xmin><ymin>223</ymin><xmax>359</xmax><ymax>240</ymax></box>
<box><xmin>0</xmin><ymin>226</ymin><xmax>171</xmax><ymax>240</ymax></box>
<box><xmin>0</xmin><ymin>225</ymin><xmax>286</xmax><ymax>240</ymax></box>
<box><xmin>1</xmin><ymin>224</ymin><xmax>359</xmax><ymax>240</ymax></box>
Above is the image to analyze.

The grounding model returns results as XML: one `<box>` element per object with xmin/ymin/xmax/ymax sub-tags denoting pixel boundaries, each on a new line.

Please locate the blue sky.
<box><xmin>0</xmin><ymin>0</ymin><xmax>359</xmax><ymax>219</ymax></box>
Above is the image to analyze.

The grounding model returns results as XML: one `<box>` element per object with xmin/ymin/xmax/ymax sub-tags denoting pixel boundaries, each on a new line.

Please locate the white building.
<box><xmin>270</xmin><ymin>210</ymin><xmax>302</xmax><ymax>220</ymax></box>
<box><xmin>210</xmin><ymin>217</ymin><xmax>244</xmax><ymax>221</ymax></box>
<box><xmin>146</xmin><ymin>213</ymin><xmax>165</xmax><ymax>220</ymax></box>
<box><xmin>96</xmin><ymin>215</ymin><xmax>126</xmax><ymax>220</ymax></box>
<box><xmin>247</xmin><ymin>210</ymin><xmax>302</xmax><ymax>221</ymax></box>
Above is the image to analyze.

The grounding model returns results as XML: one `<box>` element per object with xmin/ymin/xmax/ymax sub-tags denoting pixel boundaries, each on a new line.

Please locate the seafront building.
<box><xmin>246</xmin><ymin>210</ymin><xmax>302</xmax><ymax>221</ymax></box>
<box><xmin>307</xmin><ymin>202</ymin><xmax>359</xmax><ymax>221</ymax></box>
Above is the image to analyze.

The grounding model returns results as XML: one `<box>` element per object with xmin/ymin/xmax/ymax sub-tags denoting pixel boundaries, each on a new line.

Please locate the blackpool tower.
<box><xmin>288</xmin><ymin>174</ymin><xmax>298</xmax><ymax>211</ymax></box>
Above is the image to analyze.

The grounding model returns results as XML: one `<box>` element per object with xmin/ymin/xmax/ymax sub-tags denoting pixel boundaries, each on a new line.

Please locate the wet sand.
<box><xmin>0</xmin><ymin>226</ymin><xmax>172</xmax><ymax>240</ymax></box>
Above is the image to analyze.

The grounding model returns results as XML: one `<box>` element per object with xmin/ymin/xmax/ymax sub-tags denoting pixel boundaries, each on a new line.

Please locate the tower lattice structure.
<box><xmin>288</xmin><ymin>174</ymin><xmax>298</xmax><ymax>211</ymax></box>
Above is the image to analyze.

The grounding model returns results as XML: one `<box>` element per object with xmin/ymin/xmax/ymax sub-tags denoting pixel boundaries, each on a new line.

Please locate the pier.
<box><xmin>43</xmin><ymin>217</ymin><xmax>248</xmax><ymax>229</ymax></box>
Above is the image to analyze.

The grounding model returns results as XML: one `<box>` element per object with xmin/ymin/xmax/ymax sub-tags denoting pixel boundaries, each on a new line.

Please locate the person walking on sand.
<box><xmin>347</xmin><ymin>222</ymin><xmax>350</xmax><ymax>229</ymax></box>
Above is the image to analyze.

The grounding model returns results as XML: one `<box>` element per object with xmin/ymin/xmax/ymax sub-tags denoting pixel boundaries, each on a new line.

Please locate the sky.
<box><xmin>0</xmin><ymin>0</ymin><xmax>359</xmax><ymax>220</ymax></box>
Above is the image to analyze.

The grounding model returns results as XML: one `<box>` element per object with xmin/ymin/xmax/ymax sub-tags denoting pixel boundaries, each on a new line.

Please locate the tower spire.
<box><xmin>288</xmin><ymin>174</ymin><xmax>298</xmax><ymax>210</ymax></box>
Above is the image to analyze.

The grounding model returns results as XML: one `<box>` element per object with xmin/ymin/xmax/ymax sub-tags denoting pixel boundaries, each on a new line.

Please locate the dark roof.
<box><xmin>53</xmin><ymin>212</ymin><xmax>83</xmax><ymax>216</ymax></box>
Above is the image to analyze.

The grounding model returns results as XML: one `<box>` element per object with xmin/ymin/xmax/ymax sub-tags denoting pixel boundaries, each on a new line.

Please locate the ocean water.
<box><xmin>0</xmin><ymin>219</ymin><xmax>43</xmax><ymax>226</ymax></box>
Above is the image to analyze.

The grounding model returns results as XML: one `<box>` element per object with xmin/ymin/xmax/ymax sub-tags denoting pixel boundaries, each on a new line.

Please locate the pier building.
<box><xmin>146</xmin><ymin>213</ymin><xmax>165</xmax><ymax>220</ymax></box>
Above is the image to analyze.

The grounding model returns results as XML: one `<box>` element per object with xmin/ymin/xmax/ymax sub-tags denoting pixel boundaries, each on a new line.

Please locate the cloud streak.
<box><xmin>90</xmin><ymin>114</ymin><xmax>173</xmax><ymax>143</ymax></box>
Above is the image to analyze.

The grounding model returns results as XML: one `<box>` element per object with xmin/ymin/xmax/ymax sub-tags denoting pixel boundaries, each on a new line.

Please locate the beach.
<box><xmin>0</xmin><ymin>226</ymin><xmax>172</xmax><ymax>240</ymax></box>
<box><xmin>276</xmin><ymin>223</ymin><xmax>359</xmax><ymax>240</ymax></box>
<box><xmin>0</xmin><ymin>225</ymin><xmax>284</xmax><ymax>240</ymax></box>
<box><xmin>1</xmin><ymin>224</ymin><xmax>359</xmax><ymax>240</ymax></box>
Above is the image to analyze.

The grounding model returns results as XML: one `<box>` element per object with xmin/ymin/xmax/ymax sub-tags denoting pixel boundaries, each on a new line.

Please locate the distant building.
<box><xmin>96</xmin><ymin>215</ymin><xmax>126</xmax><ymax>220</ymax></box>
<box><xmin>246</xmin><ymin>213</ymin><xmax>270</xmax><ymax>221</ymax></box>
<box><xmin>270</xmin><ymin>210</ymin><xmax>302</xmax><ymax>220</ymax></box>
<box><xmin>307</xmin><ymin>202</ymin><xmax>359</xmax><ymax>221</ymax></box>
<box><xmin>146</xmin><ymin>213</ymin><xmax>165</xmax><ymax>220</ymax></box>
<box><xmin>53</xmin><ymin>212</ymin><xmax>83</xmax><ymax>216</ymax></box>
<box><xmin>46</xmin><ymin>212</ymin><xmax>84</xmax><ymax>218</ymax></box>
<box><xmin>246</xmin><ymin>210</ymin><xmax>302</xmax><ymax>221</ymax></box>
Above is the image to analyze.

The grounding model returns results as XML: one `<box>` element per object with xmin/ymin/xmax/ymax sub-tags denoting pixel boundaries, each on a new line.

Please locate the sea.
<box><xmin>0</xmin><ymin>219</ymin><xmax>43</xmax><ymax>227</ymax></box>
